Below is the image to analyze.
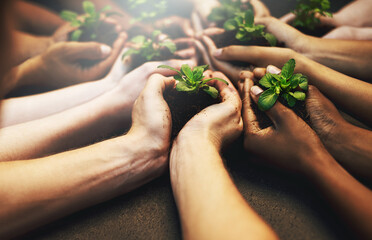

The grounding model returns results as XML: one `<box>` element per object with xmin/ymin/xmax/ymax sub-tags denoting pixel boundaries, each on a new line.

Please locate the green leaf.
<box><xmin>122</xmin><ymin>48</ymin><xmax>140</xmax><ymax>59</ymax></box>
<box><xmin>235</xmin><ymin>30</ymin><xmax>247</xmax><ymax>41</ymax></box>
<box><xmin>83</xmin><ymin>1</ymin><xmax>96</xmax><ymax>15</ymax></box>
<box><xmin>244</xmin><ymin>9</ymin><xmax>254</xmax><ymax>26</ymax></box>
<box><xmin>159</xmin><ymin>41</ymin><xmax>177</xmax><ymax>53</ymax></box>
<box><xmin>299</xmin><ymin>76</ymin><xmax>308</xmax><ymax>91</ymax></box>
<box><xmin>176</xmin><ymin>81</ymin><xmax>197</xmax><ymax>93</ymax></box>
<box><xmin>283</xmin><ymin>93</ymin><xmax>296</xmax><ymax>107</ymax></box>
<box><xmin>100</xmin><ymin>5</ymin><xmax>112</xmax><ymax>12</ymax></box>
<box><xmin>203</xmin><ymin>86</ymin><xmax>219</xmax><ymax>99</ymax></box>
<box><xmin>263</xmin><ymin>33</ymin><xmax>277</xmax><ymax>46</ymax></box>
<box><xmin>60</xmin><ymin>10</ymin><xmax>78</xmax><ymax>22</ymax></box>
<box><xmin>152</xmin><ymin>30</ymin><xmax>162</xmax><ymax>39</ymax></box>
<box><xmin>258</xmin><ymin>88</ymin><xmax>278</xmax><ymax>111</ymax></box>
<box><xmin>70</xmin><ymin>29</ymin><xmax>83</xmax><ymax>41</ymax></box>
<box><xmin>281</xmin><ymin>59</ymin><xmax>296</xmax><ymax>80</ymax></box>
<box><xmin>105</xmin><ymin>12</ymin><xmax>123</xmax><ymax>17</ymax></box>
<box><xmin>131</xmin><ymin>35</ymin><xmax>146</xmax><ymax>44</ymax></box>
<box><xmin>224</xmin><ymin>19</ymin><xmax>238</xmax><ymax>31</ymax></box>
<box><xmin>181</xmin><ymin>64</ymin><xmax>193</xmax><ymax>81</ymax></box>
<box><xmin>157</xmin><ymin>65</ymin><xmax>182</xmax><ymax>75</ymax></box>
<box><xmin>259</xmin><ymin>74</ymin><xmax>274</xmax><ymax>88</ymax></box>
<box><xmin>202</xmin><ymin>78</ymin><xmax>229</xmax><ymax>85</ymax></box>
<box><xmin>291</xmin><ymin>91</ymin><xmax>306</xmax><ymax>101</ymax></box>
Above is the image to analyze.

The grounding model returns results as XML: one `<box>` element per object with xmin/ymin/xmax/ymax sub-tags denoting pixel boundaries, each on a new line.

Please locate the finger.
<box><xmin>174</xmin><ymin>47</ymin><xmax>196</xmax><ymax>59</ymax></box>
<box><xmin>254</xmin><ymin>17</ymin><xmax>303</xmax><ymax>48</ymax></box>
<box><xmin>212</xmin><ymin>44</ymin><xmax>295</xmax><ymax>68</ymax></box>
<box><xmin>204</xmin><ymin>70</ymin><xmax>213</xmax><ymax>78</ymax></box>
<box><xmin>63</xmin><ymin>42</ymin><xmax>113</xmax><ymax>61</ymax></box>
<box><xmin>250</xmin><ymin>0</ymin><xmax>271</xmax><ymax>18</ymax></box>
<box><xmin>203</xmin><ymin>27</ymin><xmax>225</xmax><ymax>37</ymax></box>
<box><xmin>107</xmin><ymin>45</ymin><xmax>132</xmax><ymax>80</ymax></box>
<box><xmin>143</xmin><ymin>74</ymin><xmax>176</xmax><ymax>99</ymax></box>
<box><xmin>280</xmin><ymin>12</ymin><xmax>296</xmax><ymax>24</ymax></box>
<box><xmin>253</xmin><ymin>68</ymin><xmax>266</xmax><ymax>79</ymax></box>
<box><xmin>239</xmin><ymin>71</ymin><xmax>254</xmax><ymax>81</ymax></box>
<box><xmin>210</xmin><ymin>71</ymin><xmax>242</xmax><ymax>111</ymax></box>
<box><xmin>241</xmin><ymin>78</ymin><xmax>262</xmax><ymax>134</ymax></box>
<box><xmin>85</xmin><ymin>32</ymin><xmax>126</xmax><ymax>79</ymax></box>
<box><xmin>202</xmin><ymin>35</ymin><xmax>246</xmax><ymax>84</ymax></box>
<box><xmin>250</xmin><ymin>85</ymin><xmax>297</xmax><ymax>127</ymax></box>
<box><xmin>194</xmin><ymin>39</ymin><xmax>214</xmax><ymax>70</ymax></box>
<box><xmin>103</xmin><ymin>17</ymin><xmax>123</xmax><ymax>32</ymax></box>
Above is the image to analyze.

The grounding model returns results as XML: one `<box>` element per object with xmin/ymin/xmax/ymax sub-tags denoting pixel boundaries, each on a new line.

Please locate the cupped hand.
<box><xmin>35</xmin><ymin>32</ymin><xmax>127</xmax><ymax>88</ymax></box>
<box><xmin>178</xmin><ymin>71</ymin><xmax>243</xmax><ymax>150</ymax></box>
<box><xmin>239</xmin><ymin>66</ymin><xmax>328</xmax><ymax>174</ymax></box>
<box><xmin>112</xmin><ymin>58</ymin><xmax>198</xmax><ymax>111</ymax></box>
<box><xmin>52</xmin><ymin>17</ymin><xmax>122</xmax><ymax>43</ymax></box>
<box><xmin>129</xmin><ymin>74</ymin><xmax>175</xmax><ymax>162</ymax></box>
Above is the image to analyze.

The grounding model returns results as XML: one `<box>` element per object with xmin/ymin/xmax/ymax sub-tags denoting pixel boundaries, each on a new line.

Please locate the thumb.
<box><xmin>250</xmin><ymin>85</ymin><xmax>297</xmax><ymax>128</ymax></box>
<box><xmin>63</xmin><ymin>42</ymin><xmax>112</xmax><ymax>61</ymax></box>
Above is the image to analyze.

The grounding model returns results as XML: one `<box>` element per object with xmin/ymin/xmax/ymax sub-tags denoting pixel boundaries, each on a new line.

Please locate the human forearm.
<box><xmin>295</xmin><ymin>54</ymin><xmax>372</xmax><ymax>125</ymax></box>
<box><xmin>170</xmin><ymin>135</ymin><xmax>278</xmax><ymax>240</ymax></box>
<box><xmin>0</xmin><ymin>87</ymin><xmax>132</xmax><ymax>161</ymax></box>
<box><xmin>0</xmin><ymin>78</ymin><xmax>115</xmax><ymax>127</ymax></box>
<box><xmin>0</xmin><ymin>131</ymin><xmax>165</xmax><ymax>239</ymax></box>
<box><xmin>301</xmin><ymin>37</ymin><xmax>372</xmax><ymax>81</ymax></box>
<box><xmin>306</xmin><ymin>150</ymin><xmax>372</xmax><ymax>239</ymax></box>
<box><xmin>12</xmin><ymin>30</ymin><xmax>53</xmax><ymax>66</ymax></box>
<box><xmin>14</xmin><ymin>1</ymin><xmax>64</xmax><ymax>35</ymax></box>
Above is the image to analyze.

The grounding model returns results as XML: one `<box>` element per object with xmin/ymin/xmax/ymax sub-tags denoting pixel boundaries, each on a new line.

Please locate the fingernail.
<box><xmin>251</xmin><ymin>86</ymin><xmax>264</xmax><ymax>96</ymax></box>
<box><xmin>100</xmin><ymin>45</ymin><xmax>112</xmax><ymax>56</ymax></box>
<box><xmin>213</xmin><ymin>48</ymin><xmax>223</xmax><ymax>57</ymax></box>
<box><xmin>267</xmin><ymin>65</ymin><xmax>281</xmax><ymax>75</ymax></box>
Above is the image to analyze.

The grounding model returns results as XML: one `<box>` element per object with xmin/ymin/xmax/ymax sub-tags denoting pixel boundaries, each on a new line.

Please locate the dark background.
<box><xmin>24</xmin><ymin>0</ymin><xmax>354</xmax><ymax>239</ymax></box>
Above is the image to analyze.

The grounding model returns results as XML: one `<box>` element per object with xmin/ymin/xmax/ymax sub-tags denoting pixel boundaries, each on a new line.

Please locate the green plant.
<box><xmin>122</xmin><ymin>30</ymin><xmax>176</xmax><ymax>61</ymax></box>
<box><xmin>258</xmin><ymin>59</ymin><xmax>308</xmax><ymax>111</ymax></box>
<box><xmin>223</xmin><ymin>9</ymin><xmax>276</xmax><ymax>46</ymax></box>
<box><xmin>292</xmin><ymin>0</ymin><xmax>333</xmax><ymax>30</ymax></box>
<box><xmin>157</xmin><ymin>64</ymin><xmax>228</xmax><ymax>99</ymax></box>
<box><xmin>128</xmin><ymin>0</ymin><xmax>168</xmax><ymax>23</ymax></box>
<box><xmin>207</xmin><ymin>0</ymin><xmax>251</xmax><ymax>24</ymax></box>
<box><xmin>60</xmin><ymin>1</ymin><xmax>121</xmax><ymax>41</ymax></box>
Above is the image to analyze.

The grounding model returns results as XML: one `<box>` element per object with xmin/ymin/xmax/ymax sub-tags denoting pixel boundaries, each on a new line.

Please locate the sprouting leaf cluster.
<box><xmin>207</xmin><ymin>0</ymin><xmax>252</xmax><ymax>25</ymax></box>
<box><xmin>122</xmin><ymin>30</ymin><xmax>176</xmax><ymax>61</ymax></box>
<box><xmin>258</xmin><ymin>59</ymin><xmax>308</xmax><ymax>111</ymax></box>
<box><xmin>157</xmin><ymin>64</ymin><xmax>228</xmax><ymax>99</ymax></box>
<box><xmin>223</xmin><ymin>9</ymin><xmax>276</xmax><ymax>46</ymax></box>
<box><xmin>60</xmin><ymin>1</ymin><xmax>121</xmax><ymax>41</ymax></box>
<box><xmin>128</xmin><ymin>0</ymin><xmax>168</xmax><ymax>23</ymax></box>
<box><xmin>292</xmin><ymin>0</ymin><xmax>333</xmax><ymax>30</ymax></box>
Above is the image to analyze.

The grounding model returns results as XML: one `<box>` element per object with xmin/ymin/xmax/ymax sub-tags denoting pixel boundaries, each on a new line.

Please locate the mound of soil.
<box><xmin>164</xmin><ymin>90</ymin><xmax>219</xmax><ymax>140</ymax></box>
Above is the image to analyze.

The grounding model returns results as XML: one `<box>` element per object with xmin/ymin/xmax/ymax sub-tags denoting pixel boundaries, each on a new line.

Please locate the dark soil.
<box><xmin>70</xmin><ymin>25</ymin><xmax>119</xmax><ymax>68</ymax></box>
<box><xmin>252</xmin><ymin>95</ymin><xmax>310</xmax><ymax>130</ymax></box>
<box><xmin>164</xmin><ymin>90</ymin><xmax>219</xmax><ymax>140</ymax></box>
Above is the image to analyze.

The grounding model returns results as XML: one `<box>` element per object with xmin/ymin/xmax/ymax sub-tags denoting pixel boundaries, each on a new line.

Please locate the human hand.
<box><xmin>155</xmin><ymin>16</ymin><xmax>195</xmax><ymax>38</ymax></box>
<box><xmin>33</xmin><ymin>32</ymin><xmax>126</xmax><ymax>88</ymax></box>
<box><xmin>111</xmin><ymin>58</ymin><xmax>198</xmax><ymax>113</ymax></box>
<box><xmin>128</xmin><ymin>74</ymin><xmax>175</xmax><ymax>171</ymax></box>
<box><xmin>202</xmin><ymin>35</ymin><xmax>302</xmax><ymax>84</ymax></box>
<box><xmin>52</xmin><ymin>17</ymin><xmax>122</xmax><ymax>43</ymax></box>
<box><xmin>239</xmin><ymin>66</ymin><xmax>328</xmax><ymax>174</ymax></box>
<box><xmin>177</xmin><ymin>71</ymin><xmax>243</xmax><ymax>150</ymax></box>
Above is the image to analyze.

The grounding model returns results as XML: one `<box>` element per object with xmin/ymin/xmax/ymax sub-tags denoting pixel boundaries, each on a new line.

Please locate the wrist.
<box><xmin>11</xmin><ymin>56</ymin><xmax>45</xmax><ymax>88</ymax></box>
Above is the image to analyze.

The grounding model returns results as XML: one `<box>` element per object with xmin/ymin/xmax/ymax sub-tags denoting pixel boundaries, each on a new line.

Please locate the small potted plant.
<box><xmin>254</xmin><ymin>59</ymin><xmax>310</xmax><ymax>128</ymax></box>
<box><xmin>291</xmin><ymin>0</ymin><xmax>333</xmax><ymax>37</ymax></box>
<box><xmin>205</xmin><ymin>1</ymin><xmax>276</xmax><ymax>48</ymax></box>
<box><xmin>60</xmin><ymin>1</ymin><xmax>121</xmax><ymax>46</ymax></box>
<box><xmin>158</xmin><ymin>64</ymin><xmax>228</xmax><ymax>138</ymax></box>
<box><xmin>122</xmin><ymin>30</ymin><xmax>177</xmax><ymax>69</ymax></box>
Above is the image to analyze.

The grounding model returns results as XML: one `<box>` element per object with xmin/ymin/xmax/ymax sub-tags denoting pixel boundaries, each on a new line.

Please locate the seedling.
<box><xmin>122</xmin><ymin>30</ymin><xmax>176</xmax><ymax>61</ymax></box>
<box><xmin>258</xmin><ymin>59</ymin><xmax>308</xmax><ymax>111</ymax></box>
<box><xmin>292</xmin><ymin>0</ymin><xmax>333</xmax><ymax>30</ymax></box>
<box><xmin>208</xmin><ymin>0</ymin><xmax>251</xmax><ymax>25</ymax></box>
<box><xmin>60</xmin><ymin>1</ymin><xmax>121</xmax><ymax>41</ymax></box>
<box><xmin>128</xmin><ymin>0</ymin><xmax>168</xmax><ymax>23</ymax></box>
<box><xmin>223</xmin><ymin>9</ymin><xmax>276</xmax><ymax>46</ymax></box>
<box><xmin>158</xmin><ymin>64</ymin><xmax>228</xmax><ymax>99</ymax></box>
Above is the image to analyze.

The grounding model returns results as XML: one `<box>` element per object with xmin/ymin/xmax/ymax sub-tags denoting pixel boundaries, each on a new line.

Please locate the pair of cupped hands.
<box><xmin>127</xmin><ymin>63</ymin><xmax>333</xmax><ymax>178</ymax></box>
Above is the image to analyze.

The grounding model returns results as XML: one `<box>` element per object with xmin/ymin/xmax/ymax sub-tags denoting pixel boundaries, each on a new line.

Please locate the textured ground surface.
<box><xmin>25</xmin><ymin>0</ymin><xmax>355</xmax><ymax>239</ymax></box>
